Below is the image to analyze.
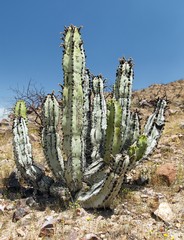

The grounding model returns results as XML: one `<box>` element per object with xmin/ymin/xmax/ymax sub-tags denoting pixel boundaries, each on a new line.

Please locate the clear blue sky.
<box><xmin>0</xmin><ymin>0</ymin><xmax>184</xmax><ymax>111</ymax></box>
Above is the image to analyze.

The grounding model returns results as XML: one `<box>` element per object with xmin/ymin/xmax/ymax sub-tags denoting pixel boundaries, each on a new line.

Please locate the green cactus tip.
<box><xmin>128</xmin><ymin>135</ymin><xmax>148</xmax><ymax>162</ymax></box>
<box><xmin>14</xmin><ymin>100</ymin><xmax>27</xmax><ymax>120</ymax></box>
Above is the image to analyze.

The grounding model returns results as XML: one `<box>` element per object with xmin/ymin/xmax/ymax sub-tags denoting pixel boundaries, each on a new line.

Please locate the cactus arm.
<box><xmin>83</xmin><ymin>158</ymin><xmax>107</xmax><ymax>185</ymax></box>
<box><xmin>131</xmin><ymin>111</ymin><xmax>140</xmax><ymax>142</ymax></box>
<box><xmin>77</xmin><ymin>154</ymin><xmax>130</xmax><ymax>209</ymax></box>
<box><xmin>143</xmin><ymin>99</ymin><xmax>167</xmax><ymax>157</ymax></box>
<box><xmin>129</xmin><ymin>111</ymin><xmax>140</xmax><ymax>144</ymax></box>
<box><xmin>101</xmin><ymin>154</ymin><xmax>130</xmax><ymax>207</ymax></box>
<box><xmin>128</xmin><ymin>134</ymin><xmax>148</xmax><ymax>166</ymax></box>
<box><xmin>13</xmin><ymin>116</ymin><xmax>53</xmax><ymax>192</ymax></box>
<box><xmin>62</xmin><ymin>26</ymin><xmax>86</xmax><ymax>193</ymax></box>
<box><xmin>104</xmin><ymin>100</ymin><xmax>122</xmax><ymax>163</ymax></box>
<box><xmin>123</xmin><ymin>111</ymin><xmax>140</xmax><ymax>149</ymax></box>
<box><xmin>42</xmin><ymin>94</ymin><xmax>64</xmax><ymax>181</ymax></box>
<box><xmin>90</xmin><ymin>76</ymin><xmax>107</xmax><ymax>162</ymax></box>
<box><xmin>113</xmin><ymin>58</ymin><xmax>134</xmax><ymax>150</ymax></box>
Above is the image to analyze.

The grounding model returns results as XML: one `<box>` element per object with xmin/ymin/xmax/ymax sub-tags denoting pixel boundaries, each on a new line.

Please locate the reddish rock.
<box><xmin>155</xmin><ymin>163</ymin><xmax>176</xmax><ymax>186</ymax></box>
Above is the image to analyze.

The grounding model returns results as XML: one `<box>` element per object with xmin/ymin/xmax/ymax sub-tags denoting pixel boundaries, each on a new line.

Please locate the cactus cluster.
<box><xmin>12</xmin><ymin>25</ymin><xmax>167</xmax><ymax>209</ymax></box>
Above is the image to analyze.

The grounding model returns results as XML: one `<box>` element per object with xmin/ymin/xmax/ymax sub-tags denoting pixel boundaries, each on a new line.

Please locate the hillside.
<box><xmin>0</xmin><ymin>79</ymin><xmax>184</xmax><ymax>240</ymax></box>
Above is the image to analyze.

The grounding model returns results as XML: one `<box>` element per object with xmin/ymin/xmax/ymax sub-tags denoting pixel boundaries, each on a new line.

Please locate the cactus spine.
<box><xmin>12</xmin><ymin>25</ymin><xmax>167</xmax><ymax>209</ymax></box>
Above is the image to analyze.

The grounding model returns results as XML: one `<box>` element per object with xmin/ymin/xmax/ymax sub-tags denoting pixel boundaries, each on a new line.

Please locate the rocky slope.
<box><xmin>0</xmin><ymin>80</ymin><xmax>184</xmax><ymax>240</ymax></box>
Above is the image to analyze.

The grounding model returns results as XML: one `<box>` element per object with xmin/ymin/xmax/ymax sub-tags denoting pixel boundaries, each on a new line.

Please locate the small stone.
<box><xmin>100</xmin><ymin>234</ymin><xmax>106</xmax><ymax>239</ymax></box>
<box><xmin>178</xmin><ymin>185</ymin><xmax>184</xmax><ymax>192</ymax></box>
<box><xmin>26</xmin><ymin>197</ymin><xmax>39</xmax><ymax>208</ymax></box>
<box><xmin>39</xmin><ymin>216</ymin><xmax>55</xmax><ymax>238</ymax></box>
<box><xmin>75</xmin><ymin>208</ymin><xmax>88</xmax><ymax>217</ymax></box>
<box><xmin>179</xmin><ymin>122</ymin><xmax>184</xmax><ymax>129</ymax></box>
<box><xmin>154</xmin><ymin>202</ymin><xmax>175</xmax><ymax>223</ymax></box>
<box><xmin>155</xmin><ymin>163</ymin><xmax>176</xmax><ymax>186</ymax></box>
<box><xmin>5</xmin><ymin>203</ymin><xmax>15</xmax><ymax>211</ymax></box>
<box><xmin>140</xmin><ymin>194</ymin><xmax>148</xmax><ymax>199</ymax></box>
<box><xmin>12</xmin><ymin>207</ymin><xmax>29</xmax><ymax>222</ymax></box>
<box><xmin>152</xmin><ymin>153</ymin><xmax>162</xmax><ymax>159</ymax></box>
<box><xmin>82</xmin><ymin>233</ymin><xmax>101</xmax><ymax>240</ymax></box>
<box><xmin>68</xmin><ymin>229</ymin><xmax>79</xmax><ymax>240</ymax></box>
<box><xmin>16</xmin><ymin>228</ymin><xmax>26</xmax><ymax>237</ymax></box>
<box><xmin>0</xmin><ymin>204</ymin><xmax>5</xmax><ymax>213</ymax></box>
<box><xmin>63</xmin><ymin>219</ymin><xmax>74</xmax><ymax>225</ymax></box>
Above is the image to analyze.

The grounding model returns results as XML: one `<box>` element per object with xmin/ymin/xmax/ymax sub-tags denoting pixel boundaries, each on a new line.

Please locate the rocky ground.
<box><xmin>0</xmin><ymin>80</ymin><xmax>184</xmax><ymax>240</ymax></box>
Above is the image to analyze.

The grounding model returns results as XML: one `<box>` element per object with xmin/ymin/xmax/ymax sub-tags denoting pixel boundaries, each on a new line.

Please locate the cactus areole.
<box><xmin>12</xmin><ymin>25</ymin><xmax>167</xmax><ymax>209</ymax></box>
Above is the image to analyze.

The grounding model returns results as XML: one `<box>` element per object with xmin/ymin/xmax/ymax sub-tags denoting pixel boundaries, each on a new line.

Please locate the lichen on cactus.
<box><xmin>12</xmin><ymin>25</ymin><xmax>167</xmax><ymax>209</ymax></box>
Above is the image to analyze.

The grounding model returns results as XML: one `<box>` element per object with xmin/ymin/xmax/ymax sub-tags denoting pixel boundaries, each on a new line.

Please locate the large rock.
<box><xmin>155</xmin><ymin>163</ymin><xmax>176</xmax><ymax>186</ymax></box>
<box><xmin>154</xmin><ymin>202</ymin><xmax>175</xmax><ymax>223</ymax></box>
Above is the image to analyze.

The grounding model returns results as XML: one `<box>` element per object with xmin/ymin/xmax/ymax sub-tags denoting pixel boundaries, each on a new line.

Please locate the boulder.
<box><xmin>154</xmin><ymin>202</ymin><xmax>175</xmax><ymax>223</ymax></box>
<box><xmin>155</xmin><ymin>163</ymin><xmax>176</xmax><ymax>186</ymax></box>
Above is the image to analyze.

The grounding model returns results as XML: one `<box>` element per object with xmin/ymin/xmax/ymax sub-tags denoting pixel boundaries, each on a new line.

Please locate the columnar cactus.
<box><xmin>13</xmin><ymin>101</ymin><xmax>54</xmax><ymax>192</ymax></box>
<box><xmin>12</xmin><ymin>25</ymin><xmax>167</xmax><ymax>209</ymax></box>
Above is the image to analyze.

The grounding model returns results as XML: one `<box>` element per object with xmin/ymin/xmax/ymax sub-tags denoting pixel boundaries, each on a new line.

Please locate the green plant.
<box><xmin>12</xmin><ymin>25</ymin><xmax>167</xmax><ymax>209</ymax></box>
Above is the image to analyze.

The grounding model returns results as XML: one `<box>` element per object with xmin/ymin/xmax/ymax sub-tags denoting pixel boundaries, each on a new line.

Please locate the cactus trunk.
<box><xmin>62</xmin><ymin>26</ymin><xmax>86</xmax><ymax>193</ymax></box>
